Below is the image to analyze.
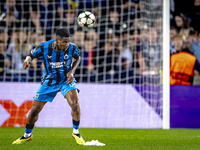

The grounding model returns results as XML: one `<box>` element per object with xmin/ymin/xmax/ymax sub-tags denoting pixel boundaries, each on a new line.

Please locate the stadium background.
<box><xmin>0</xmin><ymin>0</ymin><xmax>200</xmax><ymax>130</ymax></box>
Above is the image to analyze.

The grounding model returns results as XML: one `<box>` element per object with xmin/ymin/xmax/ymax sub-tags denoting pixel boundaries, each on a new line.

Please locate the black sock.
<box><xmin>73</xmin><ymin>119</ymin><xmax>80</xmax><ymax>130</ymax></box>
<box><xmin>25</xmin><ymin>123</ymin><xmax>34</xmax><ymax>135</ymax></box>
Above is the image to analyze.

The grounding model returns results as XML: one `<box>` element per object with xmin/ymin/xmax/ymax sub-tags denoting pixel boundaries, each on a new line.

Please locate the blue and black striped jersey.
<box><xmin>30</xmin><ymin>39</ymin><xmax>80</xmax><ymax>86</ymax></box>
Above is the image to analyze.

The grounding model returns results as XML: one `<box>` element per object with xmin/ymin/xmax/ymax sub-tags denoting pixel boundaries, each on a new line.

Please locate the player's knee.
<box><xmin>30</xmin><ymin>107</ymin><xmax>40</xmax><ymax>117</ymax></box>
<box><xmin>71</xmin><ymin>102</ymin><xmax>80</xmax><ymax>113</ymax></box>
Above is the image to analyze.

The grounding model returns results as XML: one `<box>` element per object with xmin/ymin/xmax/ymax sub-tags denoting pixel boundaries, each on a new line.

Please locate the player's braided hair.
<box><xmin>55</xmin><ymin>28</ymin><xmax>70</xmax><ymax>38</ymax></box>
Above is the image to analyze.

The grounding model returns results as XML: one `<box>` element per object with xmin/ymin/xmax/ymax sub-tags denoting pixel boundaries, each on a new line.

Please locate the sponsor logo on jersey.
<box><xmin>50</xmin><ymin>62</ymin><xmax>66</xmax><ymax>68</ymax></box>
<box><xmin>47</xmin><ymin>55</ymin><xmax>52</xmax><ymax>59</ymax></box>
<box><xmin>31</xmin><ymin>48</ymin><xmax>36</xmax><ymax>54</ymax></box>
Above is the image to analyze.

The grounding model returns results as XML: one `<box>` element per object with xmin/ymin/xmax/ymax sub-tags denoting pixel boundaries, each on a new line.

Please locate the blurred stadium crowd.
<box><xmin>0</xmin><ymin>0</ymin><xmax>200</xmax><ymax>85</ymax></box>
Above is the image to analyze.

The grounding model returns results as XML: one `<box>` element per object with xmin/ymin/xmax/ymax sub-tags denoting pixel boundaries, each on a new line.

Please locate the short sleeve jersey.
<box><xmin>31</xmin><ymin>40</ymin><xmax>80</xmax><ymax>86</ymax></box>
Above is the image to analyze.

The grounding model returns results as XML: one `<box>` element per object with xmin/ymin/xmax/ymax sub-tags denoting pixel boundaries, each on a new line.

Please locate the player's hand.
<box><xmin>23</xmin><ymin>62</ymin><xmax>30</xmax><ymax>69</ymax></box>
<box><xmin>67</xmin><ymin>71</ymin><xmax>74</xmax><ymax>84</ymax></box>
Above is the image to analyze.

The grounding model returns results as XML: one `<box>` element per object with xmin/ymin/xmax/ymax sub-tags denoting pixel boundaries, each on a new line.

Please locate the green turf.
<box><xmin>1</xmin><ymin>127</ymin><xmax>200</xmax><ymax>150</ymax></box>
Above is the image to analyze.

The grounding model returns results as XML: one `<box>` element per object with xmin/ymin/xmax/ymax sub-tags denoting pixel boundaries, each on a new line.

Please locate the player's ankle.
<box><xmin>73</xmin><ymin>129</ymin><xmax>79</xmax><ymax>134</ymax></box>
<box><xmin>24</xmin><ymin>133</ymin><xmax>31</xmax><ymax>138</ymax></box>
<box><xmin>24</xmin><ymin>123</ymin><xmax>34</xmax><ymax>138</ymax></box>
<box><xmin>72</xmin><ymin>119</ymin><xmax>80</xmax><ymax>134</ymax></box>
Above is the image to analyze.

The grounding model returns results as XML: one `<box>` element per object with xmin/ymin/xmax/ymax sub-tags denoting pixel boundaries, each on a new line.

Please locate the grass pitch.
<box><xmin>0</xmin><ymin>127</ymin><xmax>200</xmax><ymax>150</ymax></box>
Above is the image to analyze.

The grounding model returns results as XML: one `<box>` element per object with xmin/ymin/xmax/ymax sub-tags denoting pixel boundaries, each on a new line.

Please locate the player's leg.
<box><xmin>25</xmin><ymin>100</ymin><xmax>47</xmax><ymax>137</ymax></box>
<box><xmin>12</xmin><ymin>100</ymin><xmax>46</xmax><ymax>144</ymax></box>
<box><xmin>12</xmin><ymin>84</ymin><xmax>58</xmax><ymax>144</ymax></box>
<box><xmin>65</xmin><ymin>89</ymin><xmax>81</xmax><ymax>131</ymax></box>
<box><xmin>64</xmin><ymin>89</ymin><xmax>85</xmax><ymax>145</ymax></box>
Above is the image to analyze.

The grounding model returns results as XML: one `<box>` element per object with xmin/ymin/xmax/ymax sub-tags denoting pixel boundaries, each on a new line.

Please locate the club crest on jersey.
<box><xmin>64</xmin><ymin>54</ymin><xmax>69</xmax><ymax>60</ymax></box>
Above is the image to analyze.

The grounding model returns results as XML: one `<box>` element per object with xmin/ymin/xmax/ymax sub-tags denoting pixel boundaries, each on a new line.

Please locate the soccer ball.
<box><xmin>77</xmin><ymin>11</ymin><xmax>95</xmax><ymax>29</ymax></box>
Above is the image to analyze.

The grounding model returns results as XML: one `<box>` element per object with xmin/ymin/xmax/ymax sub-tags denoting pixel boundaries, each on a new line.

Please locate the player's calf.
<box><xmin>71</xmin><ymin>103</ymin><xmax>81</xmax><ymax>120</ymax></box>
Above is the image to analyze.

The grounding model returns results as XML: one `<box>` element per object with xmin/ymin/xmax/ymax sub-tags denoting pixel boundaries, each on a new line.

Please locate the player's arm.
<box><xmin>67</xmin><ymin>56</ymin><xmax>81</xmax><ymax>84</ymax></box>
<box><xmin>23</xmin><ymin>45</ymin><xmax>43</xmax><ymax>69</ymax></box>
<box><xmin>67</xmin><ymin>46</ymin><xmax>81</xmax><ymax>84</ymax></box>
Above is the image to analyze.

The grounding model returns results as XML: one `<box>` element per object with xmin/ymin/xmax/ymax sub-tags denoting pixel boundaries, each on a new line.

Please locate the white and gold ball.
<box><xmin>78</xmin><ymin>11</ymin><xmax>95</xmax><ymax>29</ymax></box>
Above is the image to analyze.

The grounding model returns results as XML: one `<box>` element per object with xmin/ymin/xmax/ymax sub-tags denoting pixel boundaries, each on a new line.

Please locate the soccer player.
<box><xmin>12</xmin><ymin>28</ymin><xmax>85</xmax><ymax>145</ymax></box>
